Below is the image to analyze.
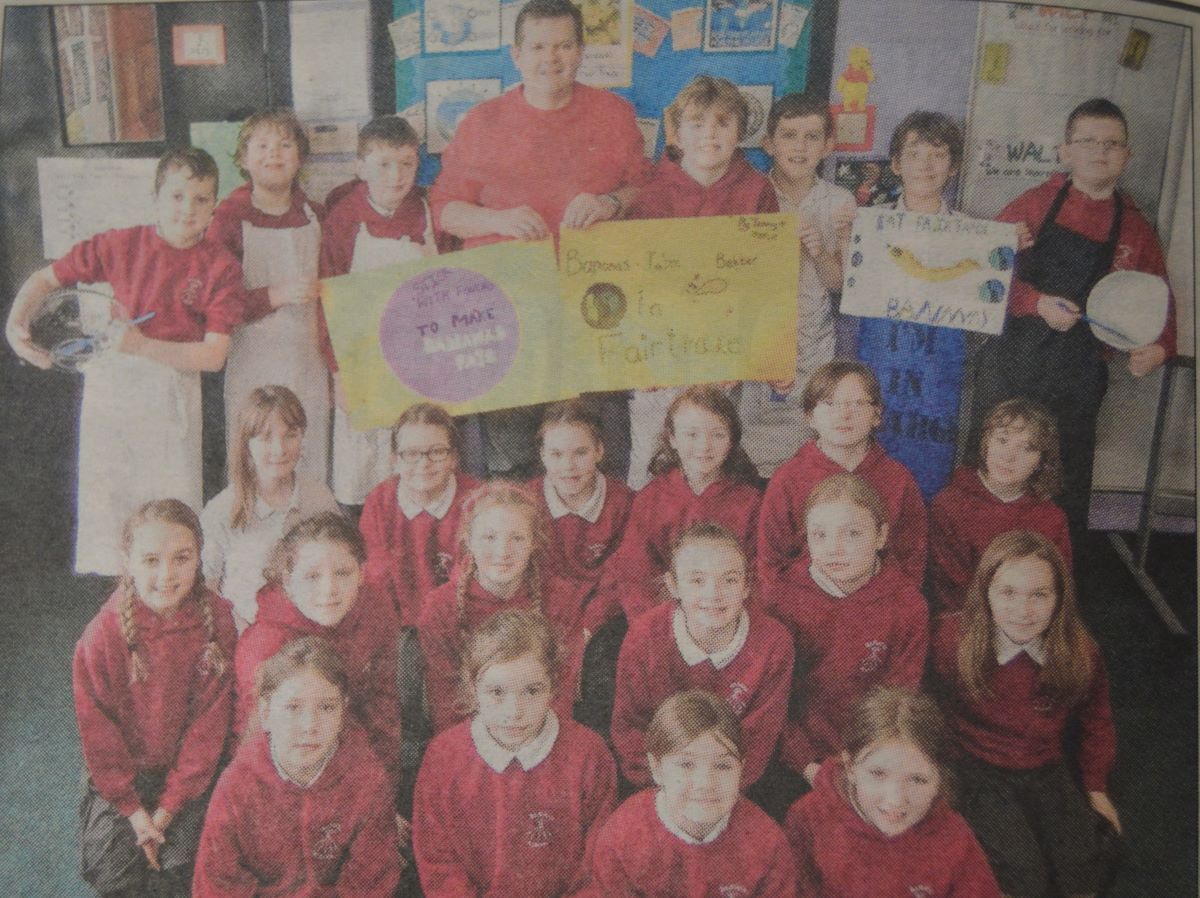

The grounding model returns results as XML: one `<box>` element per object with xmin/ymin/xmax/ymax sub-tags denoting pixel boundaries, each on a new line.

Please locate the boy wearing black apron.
<box><xmin>973</xmin><ymin>99</ymin><xmax>1175</xmax><ymax>537</ymax></box>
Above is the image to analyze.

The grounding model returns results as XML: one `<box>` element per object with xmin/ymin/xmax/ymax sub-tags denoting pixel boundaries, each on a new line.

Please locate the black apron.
<box><xmin>993</xmin><ymin>178</ymin><xmax>1123</xmax><ymax>408</ymax></box>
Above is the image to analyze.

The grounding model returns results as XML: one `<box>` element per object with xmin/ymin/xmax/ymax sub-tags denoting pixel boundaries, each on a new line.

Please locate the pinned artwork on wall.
<box><xmin>171</xmin><ymin>24</ymin><xmax>226</xmax><ymax>66</ymax></box>
<box><xmin>737</xmin><ymin>84</ymin><xmax>773</xmax><ymax>148</ymax></box>
<box><xmin>424</xmin><ymin>0</ymin><xmax>502</xmax><ymax>53</ymax></box>
<box><xmin>703</xmin><ymin>0</ymin><xmax>779</xmax><ymax>53</ymax></box>
<box><xmin>425</xmin><ymin>79</ymin><xmax>502</xmax><ymax>153</ymax></box>
<box><xmin>1121</xmin><ymin>27</ymin><xmax>1151</xmax><ymax>70</ymax></box>
<box><xmin>831</xmin><ymin>44</ymin><xmax>876</xmax><ymax>151</ymax></box>
<box><xmin>575</xmin><ymin>0</ymin><xmax>634</xmax><ymax>88</ymax></box>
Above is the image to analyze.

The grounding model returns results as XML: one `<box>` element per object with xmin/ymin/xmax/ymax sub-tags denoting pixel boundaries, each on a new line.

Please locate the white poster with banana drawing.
<box><xmin>841</xmin><ymin>208</ymin><xmax>1018</xmax><ymax>336</ymax></box>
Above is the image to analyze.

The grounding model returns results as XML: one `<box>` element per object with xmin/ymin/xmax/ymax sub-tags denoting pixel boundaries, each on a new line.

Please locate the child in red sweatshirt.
<box><xmin>612</xmin><ymin>521</ymin><xmax>792</xmax><ymax>790</ymax></box>
<box><xmin>233</xmin><ymin>512</ymin><xmax>401</xmax><ymax>787</ymax></box>
<box><xmin>195</xmin><ymin>636</ymin><xmax>401</xmax><ymax>896</ymax></box>
<box><xmin>929</xmin><ymin>398</ymin><xmax>1071</xmax><ymax>611</ymax></box>
<box><xmin>74</xmin><ymin>500</ymin><xmax>236</xmax><ymax>897</ymax></box>
<box><xmin>600</xmin><ymin>385</ymin><xmax>762</xmax><ymax>625</ymax></box>
<box><xmin>931</xmin><ymin>530</ymin><xmax>1118</xmax><ymax>897</ymax></box>
<box><xmin>359</xmin><ymin>403</ymin><xmax>480</xmax><ymax>630</ymax></box>
<box><xmin>624</xmin><ymin>74</ymin><xmax>779</xmax><ymax>490</ymax></box>
<box><xmin>414</xmin><ymin>609</ymin><xmax>617</xmax><ymax>897</ymax></box>
<box><xmin>592</xmin><ymin>690</ymin><xmax>798</xmax><ymax>897</ymax></box>
<box><xmin>766</xmin><ymin>474</ymin><xmax>928</xmax><ymax>785</ymax></box>
<box><xmin>758</xmin><ymin>361</ymin><xmax>927</xmax><ymax>587</ymax></box>
<box><xmin>785</xmin><ymin>687</ymin><xmax>1001</xmax><ymax>897</ymax></box>
<box><xmin>418</xmin><ymin>481</ymin><xmax>592</xmax><ymax>733</ymax></box>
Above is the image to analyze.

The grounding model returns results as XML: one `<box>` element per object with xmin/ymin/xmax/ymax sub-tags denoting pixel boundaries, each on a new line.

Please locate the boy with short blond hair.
<box><xmin>319</xmin><ymin>114</ymin><xmax>439</xmax><ymax>507</ymax></box>
<box><xmin>624</xmin><ymin>75</ymin><xmax>778</xmax><ymax>489</ymax></box>
<box><xmin>740</xmin><ymin>92</ymin><xmax>857</xmax><ymax>477</ymax></box>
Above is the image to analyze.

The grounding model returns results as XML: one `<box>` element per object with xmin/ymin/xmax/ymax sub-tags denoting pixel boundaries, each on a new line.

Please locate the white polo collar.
<box><xmin>397</xmin><ymin>475</ymin><xmax>457</xmax><ymax>521</ymax></box>
<box><xmin>809</xmin><ymin>563</ymin><xmax>848</xmax><ymax>598</ymax></box>
<box><xmin>673</xmin><ymin>608</ymin><xmax>749</xmax><ymax>670</ymax></box>
<box><xmin>543</xmin><ymin>474</ymin><xmax>606</xmax><ymax>523</ymax></box>
<box><xmin>655</xmin><ymin>789</ymin><xmax>730</xmax><ymax>845</ymax></box>
<box><xmin>995</xmin><ymin>628</ymin><xmax>1047</xmax><ymax>666</ymax></box>
<box><xmin>253</xmin><ymin>480</ymin><xmax>301</xmax><ymax>520</ymax></box>
<box><xmin>471</xmin><ymin>710</ymin><xmax>559</xmax><ymax>773</ymax></box>
<box><xmin>269</xmin><ymin>734</ymin><xmax>338</xmax><ymax>788</ymax></box>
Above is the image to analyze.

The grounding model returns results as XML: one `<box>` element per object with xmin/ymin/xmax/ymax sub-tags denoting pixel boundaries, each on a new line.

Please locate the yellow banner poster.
<box><xmin>320</xmin><ymin>240</ymin><xmax>573</xmax><ymax>430</ymax></box>
<box><xmin>558</xmin><ymin>213</ymin><xmax>801</xmax><ymax>391</ymax></box>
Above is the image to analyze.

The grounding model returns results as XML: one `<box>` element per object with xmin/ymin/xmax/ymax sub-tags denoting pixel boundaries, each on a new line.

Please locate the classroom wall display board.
<box><xmin>391</xmin><ymin>0</ymin><xmax>815</xmax><ymax>184</ymax></box>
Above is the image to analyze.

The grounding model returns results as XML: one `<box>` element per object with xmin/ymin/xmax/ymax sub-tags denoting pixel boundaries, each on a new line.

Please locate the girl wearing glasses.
<box><xmin>359</xmin><ymin>403</ymin><xmax>480</xmax><ymax>631</ymax></box>
<box><xmin>758</xmin><ymin>360</ymin><xmax>927</xmax><ymax>588</ymax></box>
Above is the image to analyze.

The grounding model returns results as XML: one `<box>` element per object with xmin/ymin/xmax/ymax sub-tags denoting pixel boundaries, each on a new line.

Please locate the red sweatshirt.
<box><xmin>413</xmin><ymin>716</ymin><xmax>617</xmax><ymax>898</ymax></box>
<box><xmin>998</xmin><ymin>171</ymin><xmax>1176</xmax><ymax>357</ymax></box>
<box><xmin>316</xmin><ymin>181</ymin><xmax>440</xmax><ymax>371</ymax></box>
<box><xmin>931</xmin><ymin>613</ymin><xmax>1116</xmax><ymax>792</ymax></box>
<box><xmin>73</xmin><ymin>588</ymin><xmax>236</xmax><ymax>817</ymax></box>
<box><xmin>591</xmin><ymin>790</ymin><xmax>798</xmax><ymax>897</ymax></box>
<box><xmin>234</xmin><ymin>584</ymin><xmax>401</xmax><ymax>784</ymax></box>
<box><xmin>611</xmin><ymin>604</ymin><xmax>793</xmax><ymax>788</ymax></box>
<box><xmin>599</xmin><ymin>470</ymin><xmax>762</xmax><ymax>624</ymax></box>
<box><xmin>193</xmin><ymin>724</ymin><xmax>401</xmax><ymax>898</ymax></box>
<box><xmin>758</xmin><ymin>441</ymin><xmax>928</xmax><ymax>587</ymax></box>
<box><xmin>52</xmin><ymin>225</ymin><xmax>245</xmax><ymax>340</ymax></box>
<box><xmin>359</xmin><ymin>473</ymin><xmax>480</xmax><ymax>629</ymax></box>
<box><xmin>209</xmin><ymin>183</ymin><xmax>324</xmax><ymax>323</ymax></box>
<box><xmin>627</xmin><ymin>152</ymin><xmax>779</xmax><ymax>219</ymax></box>
<box><xmin>418</xmin><ymin>570</ymin><xmax>591</xmax><ymax>733</ymax></box>
<box><xmin>531</xmin><ymin>474</ymin><xmax>635</xmax><ymax>592</ymax></box>
<box><xmin>766</xmin><ymin>562</ymin><xmax>929</xmax><ymax>774</ymax></box>
<box><xmin>785</xmin><ymin>757</ymin><xmax>1002</xmax><ymax>898</ymax></box>
<box><xmin>430</xmin><ymin>84</ymin><xmax>650</xmax><ymax>250</ymax></box>
<box><xmin>928</xmin><ymin>467</ymin><xmax>1072</xmax><ymax>611</ymax></box>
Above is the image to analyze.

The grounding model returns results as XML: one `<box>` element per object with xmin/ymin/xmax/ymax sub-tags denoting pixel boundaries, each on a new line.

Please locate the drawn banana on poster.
<box><xmin>840</xmin><ymin>207</ymin><xmax>1018</xmax><ymax>335</ymax></box>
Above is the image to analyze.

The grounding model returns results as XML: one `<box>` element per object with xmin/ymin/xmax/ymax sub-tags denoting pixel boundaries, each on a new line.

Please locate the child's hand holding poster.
<box><xmin>842</xmin><ymin>208</ymin><xmax>1018</xmax><ymax>335</ymax></box>
<box><xmin>321</xmin><ymin>240</ymin><xmax>573</xmax><ymax>429</ymax></box>
<box><xmin>559</xmin><ymin>213</ymin><xmax>800</xmax><ymax>391</ymax></box>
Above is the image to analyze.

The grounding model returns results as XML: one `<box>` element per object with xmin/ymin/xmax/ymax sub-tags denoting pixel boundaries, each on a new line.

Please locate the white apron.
<box><xmin>223</xmin><ymin>202</ymin><xmax>330</xmax><ymax>484</ymax></box>
<box><xmin>332</xmin><ymin>202</ymin><xmax>436</xmax><ymax>505</ymax></box>
<box><xmin>76</xmin><ymin>352</ymin><xmax>202</xmax><ymax>575</ymax></box>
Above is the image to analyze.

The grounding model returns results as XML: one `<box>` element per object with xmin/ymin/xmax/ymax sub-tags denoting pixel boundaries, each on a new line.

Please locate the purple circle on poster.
<box><xmin>378</xmin><ymin>267</ymin><xmax>519</xmax><ymax>403</ymax></box>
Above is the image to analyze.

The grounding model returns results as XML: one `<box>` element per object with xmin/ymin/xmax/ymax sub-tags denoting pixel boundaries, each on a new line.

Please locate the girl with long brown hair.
<box><xmin>200</xmin><ymin>385</ymin><xmax>339</xmax><ymax>631</ymax></box>
<box><xmin>932</xmin><ymin>530</ymin><xmax>1118</xmax><ymax>898</ymax></box>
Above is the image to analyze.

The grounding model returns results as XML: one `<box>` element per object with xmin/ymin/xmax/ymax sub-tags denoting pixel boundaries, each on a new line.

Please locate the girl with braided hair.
<box><xmin>418</xmin><ymin>481</ymin><xmax>592</xmax><ymax>734</ymax></box>
<box><xmin>73</xmin><ymin>498</ymin><xmax>236</xmax><ymax>898</ymax></box>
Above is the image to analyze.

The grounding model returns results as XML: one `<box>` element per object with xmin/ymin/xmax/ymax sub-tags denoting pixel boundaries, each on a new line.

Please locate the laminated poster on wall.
<box><xmin>425</xmin><ymin>79</ymin><xmax>503</xmax><ymax>153</ymax></box>
<box><xmin>289</xmin><ymin>0</ymin><xmax>372</xmax><ymax>121</ymax></box>
<box><xmin>576</xmin><ymin>0</ymin><xmax>634</xmax><ymax>88</ymax></box>
<box><xmin>703</xmin><ymin>0</ymin><xmax>779</xmax><ymax>52</ymax></box>
<box><xmin>841</xmin><ymin>207</ymin><xmax>1017</xmax><ymax>336</ymax></box>
<box><xmin>424</xmin><ymin>0</ymin><xmax>502</xmax><ymax>53</ymax></box>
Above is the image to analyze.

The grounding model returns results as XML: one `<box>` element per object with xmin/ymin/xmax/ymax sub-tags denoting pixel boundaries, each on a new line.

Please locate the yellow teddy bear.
<box><xmin>837</xmin><ymin>46</ymin><xmax>876</xmax><ymax>112</ymax></box>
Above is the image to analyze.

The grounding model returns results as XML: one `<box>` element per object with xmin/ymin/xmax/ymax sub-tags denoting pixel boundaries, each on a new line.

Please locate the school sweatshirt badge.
<box><xmin>526</xmin><ymin>811</ymin><xmax>554</xmax><ymax>848</ymax></box>
<box><xmin>180</xmin><ymin>277</ymin><xmax>203</xmax><ymax>307</ymax></box>
<box><xmin>718</xmin><ymin>885</ymin><xmax>749</xmax><ymax>898</ymax></box>
<box><xmin>434</xmin><ymin>551</ymin><xmax>454</xmax><ymax>580</ymax></box>
<box><xmin>859</xmin><ymin>640</ymin><xmax>887</xmax><ymax>673</ymax></box>
<box><xmin>313</xmin><ymin>822</ymin><xmax>342</xmax><ymax>860</ymax></box>
<box><xmin>726</xmin><ymin>682</ymin><xmax>751</xmax><ymax>715</ymax></box>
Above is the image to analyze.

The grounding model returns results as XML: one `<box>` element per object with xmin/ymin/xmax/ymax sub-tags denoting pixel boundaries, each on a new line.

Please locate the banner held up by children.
<box><xmin>559</xmin><ymin>213</ymin><xmax>801</xmax><ymax>391</ymax></box>
<box><xmin>842</xmin><ymin>208</ymin><xmax>1018</xmax><ymax>336</ymax></box>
